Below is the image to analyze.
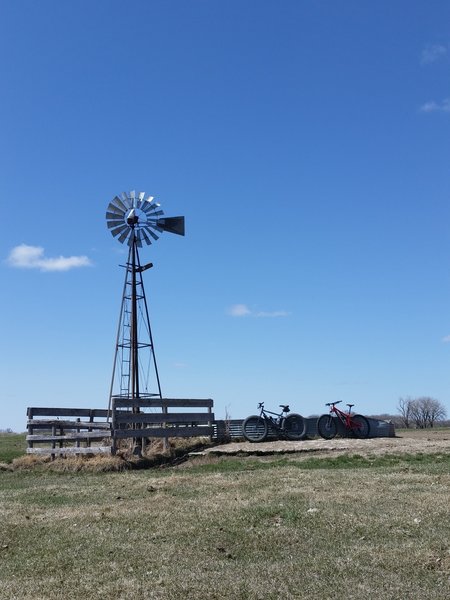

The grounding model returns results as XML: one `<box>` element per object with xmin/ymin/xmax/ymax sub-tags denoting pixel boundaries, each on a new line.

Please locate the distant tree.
<box><xmin>397</xmin><ymin>397</ymin><xmax>412</xmax><ymax>428</ymax></box>
<box><xmin>398</xmin><ymin>397</ymin><xmax>447</xmax><ymax>429</ymax></box>
<box><xmin>367</xmin><ymin>413</ymin><xmax>404</xmax><ymax>427</ymax></box>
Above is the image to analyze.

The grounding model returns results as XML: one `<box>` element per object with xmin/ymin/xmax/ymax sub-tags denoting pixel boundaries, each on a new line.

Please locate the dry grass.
<box><xmin>12</xmin><ymin>453</ymin><xmax>130</xmax><ymax>472</ymax></box>
<box><xmin>5</xmin><ymin>436</ymin><xmax>214</xmax><ymax>473</ymax></box>
<box><xmin>0</xmin><ymin>451</ymin><xmax>449</xmax><ymax>599</ymax></box>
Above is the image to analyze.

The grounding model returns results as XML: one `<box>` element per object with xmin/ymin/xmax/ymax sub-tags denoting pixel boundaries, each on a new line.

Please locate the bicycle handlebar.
<box><xmin>325</xmin><ymin>400</ymin><xmax>342</xmax><ymax>407</ymax></box>
<box><xmin>258</xmin><ymin>402</ymin><xmax>264</xmax><ymax>409</ymax></box>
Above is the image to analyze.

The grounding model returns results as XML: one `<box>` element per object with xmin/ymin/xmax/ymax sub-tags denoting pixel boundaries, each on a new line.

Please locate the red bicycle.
<box><xmin>317</xmin><ymin>401</ymin><xmax>370</xmax><ymax>439</ymax></box>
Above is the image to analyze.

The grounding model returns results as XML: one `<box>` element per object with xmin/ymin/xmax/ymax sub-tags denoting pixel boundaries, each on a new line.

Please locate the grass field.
<box><xmin>0</xmin><ymin>432</ymin><xmax>26</xmax><ymax>463</ymax></box>
<box><xmin>1</xmin><ymin>435</ymin><xmax>449</xmax><ymax>599</ymax></box>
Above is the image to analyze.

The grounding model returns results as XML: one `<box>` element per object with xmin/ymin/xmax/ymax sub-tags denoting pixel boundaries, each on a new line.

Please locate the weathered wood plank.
<box><xmin>26</xmin><ymin>446</ymin><xmax>112</xmax><ymax>455</ymax></box>
<box><xmin>26</xmin><ymin>431</ymin><xmax>111</xmax><ymax>442</ymax></box>
<box><xmin>114</xmin><ymin>412</ymin><xmax>214</xmax><ymax>425</ymax></box>
<box><xmin>27</xmin><ymin>408</ymin><xmax>109</xmax><ymax>418</ymax></box>
<box><xmin>112</xmin><ymin>398</ymin><xmax>213</xmax><ymax>409</ymax></box>
<box><xmin>26</xmin><ymin>420</ymin><xmax>111</xmax><ymax>430</ymax></box>
<box><xmin>113</xmin><ymin>426</ymin><xmax>213</xmax><ymax>439</ymax></box>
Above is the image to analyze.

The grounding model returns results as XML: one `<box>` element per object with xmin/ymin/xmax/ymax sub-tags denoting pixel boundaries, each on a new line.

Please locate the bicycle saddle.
<box><xmin>279</xmin><ymin>405</ymin><xmax>290</xmax><ymax>413</ymax></box>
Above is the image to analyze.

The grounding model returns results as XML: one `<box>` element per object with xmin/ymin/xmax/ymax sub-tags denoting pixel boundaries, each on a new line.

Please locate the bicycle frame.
<box><xmin>327</xmin><ymin>402</ymin><xmax>359</xmax><ymax>432</ymax></box>
<box><xmin>257</xmin><ymin>402</ymin><xmax>289</xmax><ymax>430</ymax></box>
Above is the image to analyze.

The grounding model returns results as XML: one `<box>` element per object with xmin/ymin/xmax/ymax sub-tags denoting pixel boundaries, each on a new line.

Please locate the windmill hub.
<box><xmin>126</xmin><ymin>208</ymin><xmax>140</xmax><ymax>226</ymax></box>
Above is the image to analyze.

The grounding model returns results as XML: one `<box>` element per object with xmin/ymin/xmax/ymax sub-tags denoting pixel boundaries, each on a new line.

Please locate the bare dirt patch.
<box><xmin>201</xmin><ymin>428</ymin><xmax>450</xmax><ymax>459</ymax></box>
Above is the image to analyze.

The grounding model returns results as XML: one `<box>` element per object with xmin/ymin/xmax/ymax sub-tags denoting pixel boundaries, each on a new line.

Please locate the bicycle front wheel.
<box><xmin>352</xmin><ymin>415</ymin><xmax>370</xmax><ymax>439</ymax></box>
<box><xmin>317</xmin><ymin>415</ymin><xmax>337</xmax><ymax>439</ymax></box>
<box><xmin>283</xmin><ymin>413</ymin><xmax>306</xmax><ymax>440</ymax></box>
<box><xmin>242</xmin><ymin>415</ymin><xmax>268</xmax><ymax>442</ymax></box>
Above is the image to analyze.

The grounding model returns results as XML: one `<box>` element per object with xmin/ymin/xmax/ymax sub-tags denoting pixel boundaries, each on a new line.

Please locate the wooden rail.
<box><xmin>111</xmin><ymin>397</ymin><xmax>214</xmax><ymax>451</ymax></box>
<box><xmin>27</xmin><ymin>407</ymin><xmax>111</xmax><ymax>458</ymax></box>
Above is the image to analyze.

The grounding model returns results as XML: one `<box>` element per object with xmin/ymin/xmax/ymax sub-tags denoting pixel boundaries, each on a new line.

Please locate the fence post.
<box><xmin>162</xmin><ymin>400</ymin><xmax>169</xmax><ymax>452</ymax></box>
<box><xmin>208</xmin><ymin>401</ymin><xmax>213</xmax><ymax>442</ymax></box>
<box><xmin>51</xmin><ymin>424</ymin><xmax>56</xmax><ymax>460</ymax></box>
<box><xmin>27</xmin><ymin>407</ymin><xmax>34</xmax><ymax>452</ymax></box>
<box><xmin>111</xmin><ymin>398</ymin><xmax>117</xmax><ymax>455</ymax></box>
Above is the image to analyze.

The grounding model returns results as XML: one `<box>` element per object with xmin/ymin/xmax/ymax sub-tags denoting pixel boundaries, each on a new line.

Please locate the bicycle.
<box><xmin>242</xmin><ymin>402</ymin><xmax>306</xmax><ymax>442</ymax></box>
<box><xmin>317</xmin><ymin>401</ymin><xmax>370</xmax><ymax>439</ymax></box>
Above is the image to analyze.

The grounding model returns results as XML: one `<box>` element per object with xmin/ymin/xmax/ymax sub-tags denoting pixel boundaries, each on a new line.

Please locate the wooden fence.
<box><xmin>26</xmin><ymin>407</ymin><xmax>112</xmax><ymax>457</ymax></box>
<box><xmin>111</xmin><ymin>397</ymin><xmax>214</xmax><ymax>451</ymax></box>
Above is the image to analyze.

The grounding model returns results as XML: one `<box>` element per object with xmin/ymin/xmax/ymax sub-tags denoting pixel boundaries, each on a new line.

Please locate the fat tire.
<box><xmin>317</xmin><ymin>414</ymin><xmax>337</xmax><ymax>440</ymax></box>
<box><xmin>283</xmin><ymin>413</ymin><xmax>307</xmax><ymax>440</ymax></box>
<box><xmin>242</xmin><ymin>415</ymin><xmax>268</xmax><ymax>442</ymax></box>
<box><xmin>352</xmin><ymin>415</ymin><xmax>370</xmax><ymax>439</ymax></box>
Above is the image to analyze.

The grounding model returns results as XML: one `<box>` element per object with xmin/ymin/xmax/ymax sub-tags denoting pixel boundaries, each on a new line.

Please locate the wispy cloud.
<box><xmin>6</xmin><ymin>244</ymin><xmax>92</xmax><ymax>272</ymax></box>
<box><xmin>254</xmin><ymin>310</ymin><xmax>290</xmax><ymax>318</ymax></box>
<box><xmin>228</xmin><ymin>304</ymin><xmax>252</xmax><ymax>317</ymax></box>
<box><xmin>421</xmin><ymin>43</ymin><xmax>448</xmax><ymax>65</ymax></box>
<box><xmin>227</xmin><ymin>303</ymin><xmax>290</xmax><ymax>318</ymax></box>
<box><xmin>442</xmin><ymin>335</ymin><xmax>450</xmax><ymax>343</ymax></box>
<box><xmin>420</xmin><ymin>98</ymin><xmax>450</xmax><ymax>113</ymax></box>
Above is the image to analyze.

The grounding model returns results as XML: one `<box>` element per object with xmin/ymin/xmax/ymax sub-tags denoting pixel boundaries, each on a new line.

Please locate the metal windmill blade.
<box><xmin>117</xmin><ymin>228</ymin><xmax>131</xmax><ymax>244</ymax></box>
<box><xmin>144</xmin><ymin>226</ymin><xmax>160</xmax><ymax>242</ymax></box>
<box><xmin>110</xmin><ymin>224</ymin><xmax>129</xmax><ymax>238</ymax></box>
<box><xmin>141</xmin><ymin>228</ymin><xmax>152</xmax><ymax>245</ymax></box>
<box><xmin>106</xmin><ymin>191</ymin><xmax>185</xmax><ymax>246</ymax></box>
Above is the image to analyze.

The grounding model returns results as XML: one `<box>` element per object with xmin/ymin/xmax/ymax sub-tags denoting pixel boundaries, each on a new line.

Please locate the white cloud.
<box><xmin>442</xmin><ymin>335</ymin><xmax>450</xmax><ymax>343</ymax></box>
<box><xmin>228</xmin><ymin>304</ymin><xmax>252</xmax><ymax>317</ymax></box>
<box><xmin>227</xmin><ymin>304</ymin><xmax>290</xmax><ymax>318</ymax></box>
<box><xmin>421</xmin><ymin>43</ymin><xmax>448</xmax><ymax>65</ymax></box>
<box><xmin>6</xmin><ymin>244</ymin><xmax>92</xmax><ymax>272</ymax></box>
<box><xmin>420</xmin><ymin>98</ymin><xmax>450</xmax><ymax>113</ymax></box>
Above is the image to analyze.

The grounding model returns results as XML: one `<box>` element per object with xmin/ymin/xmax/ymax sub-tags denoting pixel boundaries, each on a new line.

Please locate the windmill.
<box><xmin>105</xmin><ymin>191</ymin><xmax>185</xmax><ymax>439</ymax></box>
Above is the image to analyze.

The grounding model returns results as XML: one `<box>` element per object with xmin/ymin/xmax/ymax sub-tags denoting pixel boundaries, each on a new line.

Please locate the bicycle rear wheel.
<box><xmin>242</xmin><ymin>415</ymin><xmax>268</xmax><ymax>442</ymax></box>
<box><xmin>352</xmin><ymin>415</ymin><xmax>370</xmax><ymax>439</ymax></box>
<box><xmin>317</xmin><ymin>415</ymin><xmax>337</xmax><ymax>439</ymax></box>
<box><xmin>283</xmin><ymin>413</ymin><xmax>306</xmax><ymax>440</ymax></box>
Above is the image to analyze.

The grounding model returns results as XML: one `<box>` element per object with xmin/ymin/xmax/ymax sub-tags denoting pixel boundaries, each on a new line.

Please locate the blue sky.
<box><xmin>1</xmin><ymin>1</ymin><xmax>450</xmax><ymax>431</ymax></box>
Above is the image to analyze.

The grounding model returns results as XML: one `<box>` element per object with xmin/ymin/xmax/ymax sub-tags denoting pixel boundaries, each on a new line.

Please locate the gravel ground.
<box><xmin>200</xmin><ymin>429</ymin><xmax>450</xmax><ymax>458</ymax></box>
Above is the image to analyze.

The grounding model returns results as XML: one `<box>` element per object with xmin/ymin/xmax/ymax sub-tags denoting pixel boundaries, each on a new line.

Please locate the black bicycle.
<box><xmin>242</xmin><ymin>403</ymin><xmax>306</xmax><ymax>442</ymax></box>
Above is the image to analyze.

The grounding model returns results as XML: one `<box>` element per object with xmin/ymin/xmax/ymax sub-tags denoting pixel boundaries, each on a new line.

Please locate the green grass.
<box><xmin>294</xmin><ymin>451</ymin><xmax>450</xmax><ymax>470</ymax></box>
<box><xmin>1</xmin><ymin>452</ymin><xmax>449</xmax><ymax>599</ymax></box>
<box><xmin>183</xmin><ymin>451</ymin><xmax>450</xmax><ymax>475</ymax></box>
<box><xmin>0</xmin><ymin>433</ymin><xmax>26</xmax><ymax>463</ymax></box>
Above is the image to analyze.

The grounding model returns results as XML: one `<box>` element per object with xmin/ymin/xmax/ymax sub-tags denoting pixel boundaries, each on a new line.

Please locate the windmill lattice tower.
<box><xmin>106</xmin><ymin>191</ymin><xmax>185</xmax><ymax>418</ymax></box>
